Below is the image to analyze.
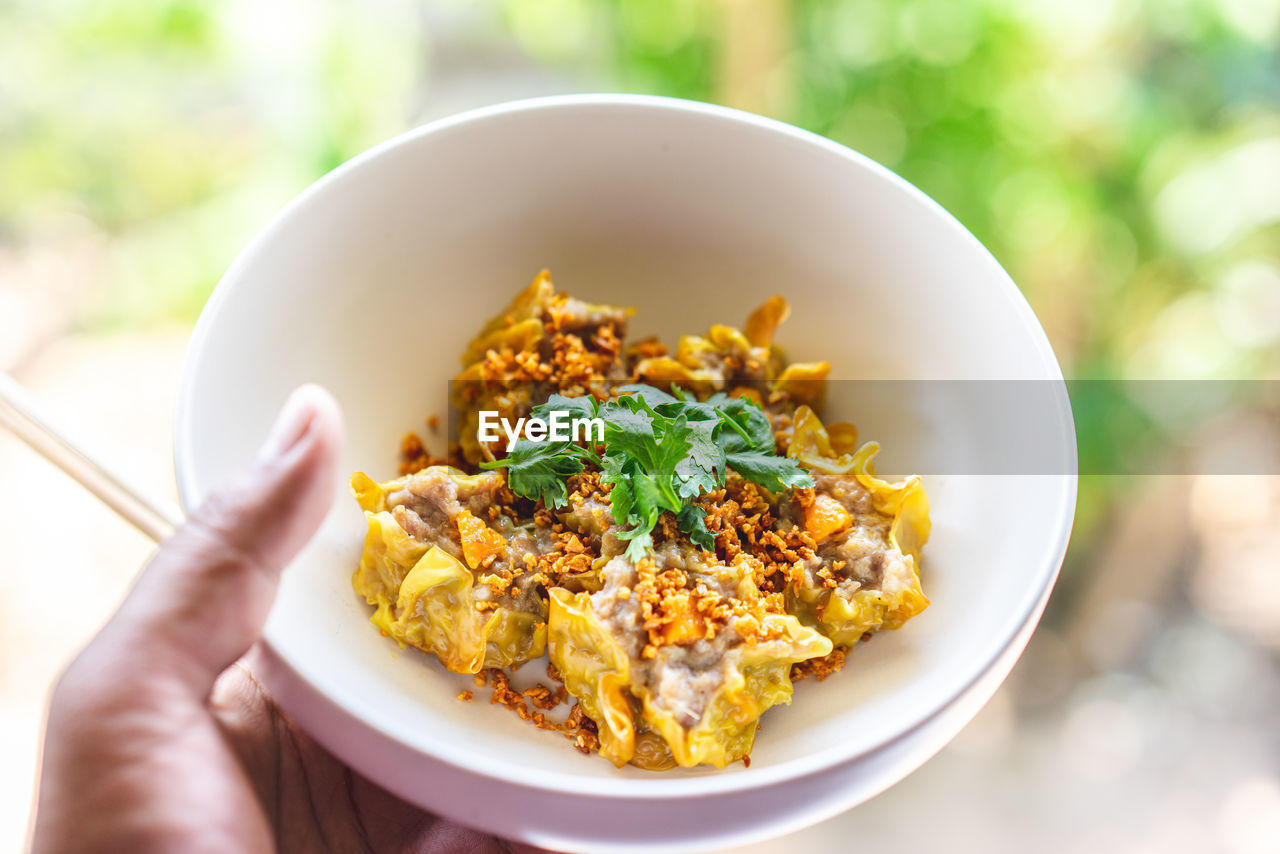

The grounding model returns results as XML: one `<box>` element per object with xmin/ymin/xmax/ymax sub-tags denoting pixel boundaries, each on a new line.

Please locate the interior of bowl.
<box><xmin>175</xmin><ymin>95</ymin><xmax>1075</xmax><ymax>796</ymax></box>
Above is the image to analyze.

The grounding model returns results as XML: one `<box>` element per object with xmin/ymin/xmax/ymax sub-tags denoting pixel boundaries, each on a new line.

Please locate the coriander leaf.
<box><xmin>741</xmin><ymin>406</ymin><xmax>777</xmax><ymax>451</ymax></box>
<box><xmin>620</xmin><ymin>529</ymin><xmax>653</xmax><ymax>562</ymax></box>
<box><xmin>598</xmin><ymin>448</ymin><xmax>630</xmax><ymax>484</ymax></box>
<box><xmin>529</xmin><ymin>392</ymin><xmax>600</xmax><ymax>423</ymax></box>
<box><xmin>665</xmin><ymin>395</ymin><xmax>725</xmax><ymax>423</ymax></box>
<box><xmin>600</xmin><ymin>406</ymin><xmax>656</xmax><ymax>458</ymax></box>
<box><xmin>627</xmin><ymin>472</ymin><xmax>662</xmax><ymax>531</ymax></box>
<box><xmin>684</xmin><ymin>419</ymin><xmax>723</xmax><ymax>473</ymax></box>
<box><xmin>613</xmin><ymin>383</ymin><xmax>679</xmax><ymax>409</ymax></box>
<box><xmin>718</xmin><ymin>400</ymin><xmax>775</xmax><ymax>454</ymax></box>
<box><xmin>651</xmin><ymin>413</ymin><xmax>692</xmax><ymax>477</ymax></box>
<box><xmin>702</xmin><ymin>391</ymin><xmax>734</xmax><ymax>408</ymax></box>
<box><xmin>481</xmin><ymin>439</ymin><xmax>584</xmax><ymax>508</ymax></box>
<box><xmin>608</xmin><ymin>475</ymin><xmax>635</xmax><ymax>528</ymax></box>
<box><xmin>677</xmin><ymin>503</ymin><xmax>715</xmax><ymax>552</ymax></box>
<box><xmin>616</xmin><ymin>472</ymin><xmax>668</xmax><ymax>561</ymax></box>
<box><xmin>675</xmin><ymin>420</ymin><xmax>723</xmax><ymax>499</ymax></box>
<box><xmin>724</xmin><ymin>449</ymin><xmax>815</xmax><ymax>494</ymax></box>
<box><xmin>675</xmin><ymin>458</ymin><xmax>718</xmax><ymax>499</ymax></box>
<box><xmin>610</xmin><ymin>392</ymin><xmax>666</xmax><ymax>426</ymax></box>
<box><xmin>639</xmin><ymin>469</ymin><xmax>682</xmax><ymax>516</ymax></box>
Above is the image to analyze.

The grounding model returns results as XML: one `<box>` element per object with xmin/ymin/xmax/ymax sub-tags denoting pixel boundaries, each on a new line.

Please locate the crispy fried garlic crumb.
<box><xmin>474</xmin><ymin>667</ymin><xmax>599</xmax><ymax>755</ymax></box>
<box><xmin>790</xmin><ymin>646</ymin><xmax>850</xmax><ymax>682</ymax></box>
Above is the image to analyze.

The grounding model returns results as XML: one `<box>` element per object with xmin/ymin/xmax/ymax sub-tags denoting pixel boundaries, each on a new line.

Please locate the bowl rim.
<box><xmin>175</xmin><ymin>92</ymin><xmax>1078</xmax><ymax>800</ymax></box>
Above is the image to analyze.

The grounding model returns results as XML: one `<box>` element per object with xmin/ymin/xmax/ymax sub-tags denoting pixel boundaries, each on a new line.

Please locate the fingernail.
<box><xmin>257</xmin><ymin>386</ymin><xmax>320</xmax><ymax>462</ymax></box>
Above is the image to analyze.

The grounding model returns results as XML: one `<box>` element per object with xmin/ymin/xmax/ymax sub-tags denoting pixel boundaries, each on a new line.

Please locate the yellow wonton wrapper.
<box><xmin>351</xmin><ymin>472</ymin><xmax>546</xmax><ymax>673</ymax></box>
<box><xmin>459</xmin><ymin>269</ymin><xmax>554</xmax><ymax>367</ymax></box>
<box><xmin>451</xmin><ymin>270</ymin><xmax>632</xmax><ymax>464</ymax></box>
<box><xmin>635</xmin><ymin>614</ymin><xmax>831</xmax><ymax>769</ymax></box>
<box><xmin>547</xmin><ymin>588</ymin><xmax>637</xmax><ymax>766</ymax></box>
<box><xmin>744</xmin><ymin>294</ymin><xmax>790</xmax><ymax>348</ymax></box>
<box><xmin>548</xmin><ymin>586</ymin><xmax>832</xmax><ymax>770</ymax></box>
<box><xmin>786</xmin><ymin>407</ymin><xmax>932</xmax><ymax>646</ymax></box>
<box><xmin>634</xmin><ymin>296</ymin><xmax>829</xmax><ymax>403</ymax></box>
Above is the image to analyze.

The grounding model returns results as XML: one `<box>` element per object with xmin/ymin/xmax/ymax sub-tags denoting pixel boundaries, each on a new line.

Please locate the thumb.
<box><xmin>98</xmin><ymin>384</ymin><xmax>344</xmax><ymax>697</ymax></box>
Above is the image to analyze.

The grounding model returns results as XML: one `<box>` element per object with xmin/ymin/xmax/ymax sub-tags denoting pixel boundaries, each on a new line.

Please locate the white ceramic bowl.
<box><xmin>174</xmin><ymin>95</ymin><xmax>1076</xmax><ymax>853</ymax></box>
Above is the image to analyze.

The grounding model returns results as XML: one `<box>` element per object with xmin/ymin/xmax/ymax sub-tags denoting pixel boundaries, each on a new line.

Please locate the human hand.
<box><xmin>31</xmin><ymin>386</ymin><xmax>546</xmax><ymax>854</ymax></box>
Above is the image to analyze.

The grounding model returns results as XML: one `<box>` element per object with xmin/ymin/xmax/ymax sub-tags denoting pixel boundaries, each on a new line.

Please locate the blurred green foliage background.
<box><xmin>4</xmin><ymin>0</ymin><xmax>1276</xmax><ymax>563</ymax></box>
<box><xmin>4</xmin><ymin>0</ymin><xmax>1276</xmax><ymax>368</ymax></box>
<box><xmin>3</xmin><ymin>2</ymin><xmax>1279</xmax><ymax>850</ymax></box>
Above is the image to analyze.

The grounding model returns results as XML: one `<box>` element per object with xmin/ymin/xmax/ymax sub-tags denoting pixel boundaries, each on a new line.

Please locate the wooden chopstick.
<box><xmin>0</xmin><ymin>371</ymin><xmax>183</xmax><ymax>543</ymax></box>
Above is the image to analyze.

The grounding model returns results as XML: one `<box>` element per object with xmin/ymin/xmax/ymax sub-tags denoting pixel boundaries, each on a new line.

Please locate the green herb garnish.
<box><xmin>481</xmin><ymin>385</ymin><xmax>814</xmax><ymax>561</ymax></box>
